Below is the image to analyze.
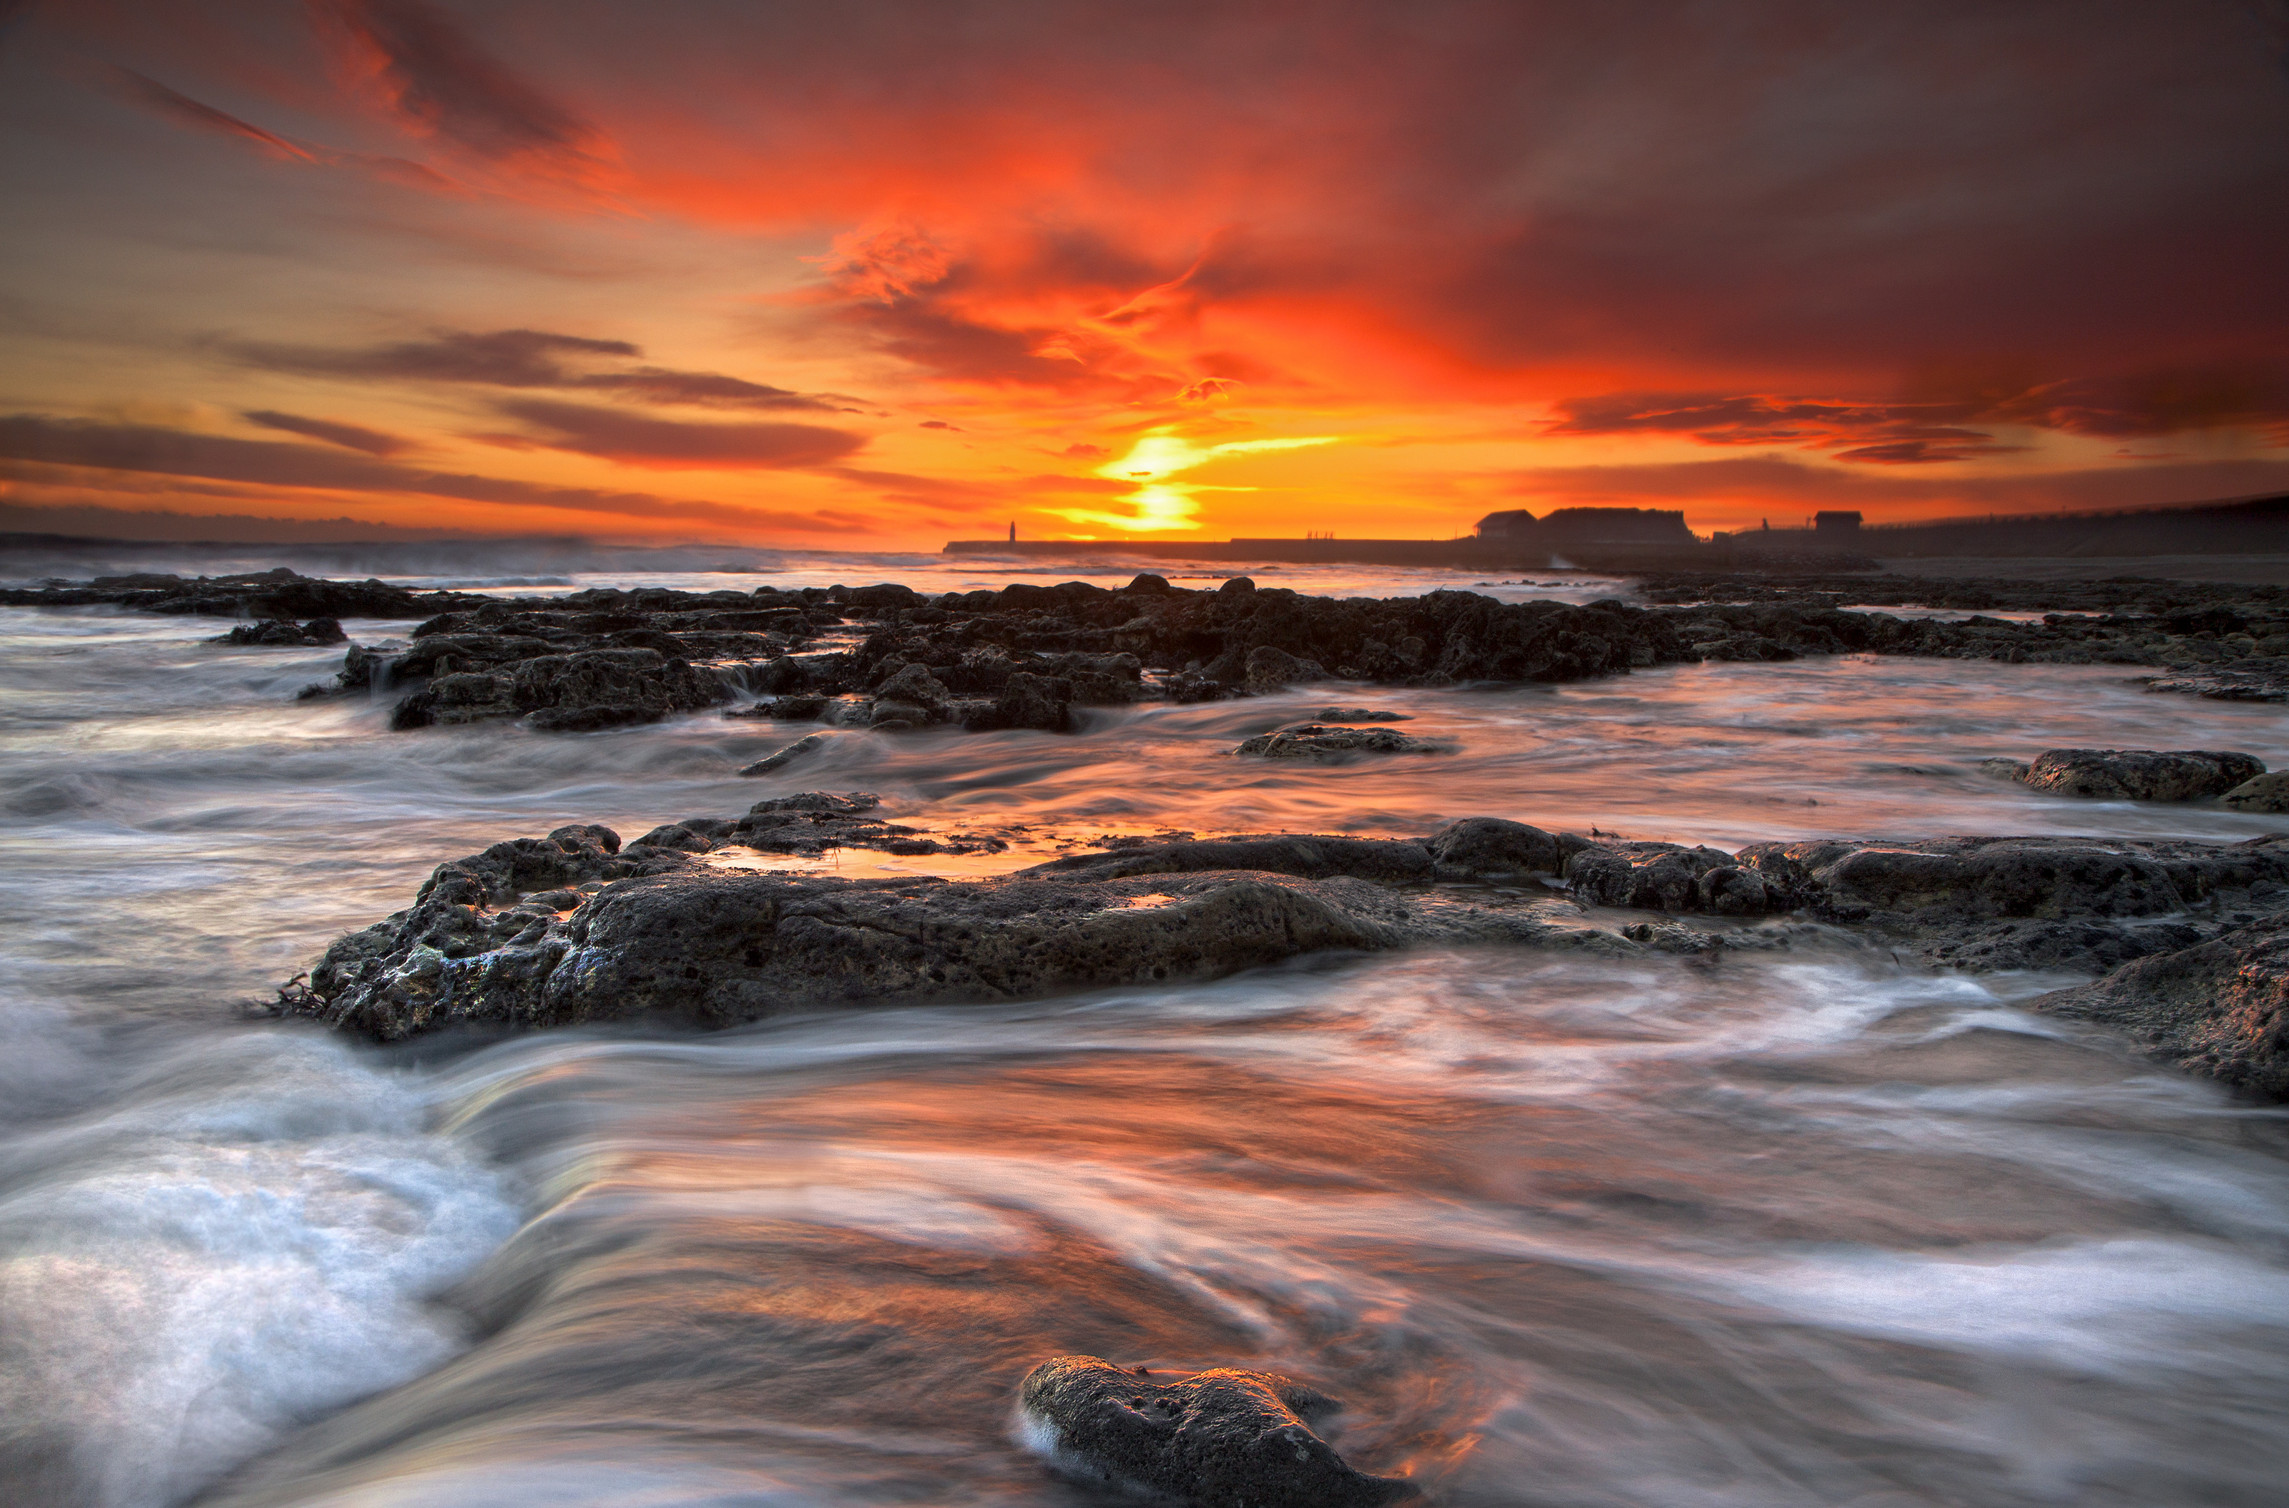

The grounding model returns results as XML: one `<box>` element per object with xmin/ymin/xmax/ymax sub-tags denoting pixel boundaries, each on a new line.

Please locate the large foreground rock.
<box><xmin>285</xmin><ymin>813</ymin><xmax>1598</xmax><ymax>1039</ymax></box>
<box><xmin>2036</xmin><ymin>913</ymin><xmax>2289</xmax><ymax>1100</ymax></box>
<box><xmin>1018</xmin><ymin>1355</ymin><xmax>1414</xmax><ymax>1508</ymax></box>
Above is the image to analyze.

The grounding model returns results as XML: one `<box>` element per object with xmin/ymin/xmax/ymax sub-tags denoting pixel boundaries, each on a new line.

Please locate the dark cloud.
<box><xmin>1550</xmin><ymin>367</ymin><xmax>2289</xmax><ymax>462</ymax></box>
<box><xmin>918</xmin><ymin>419</ymin><xmax>960</xmax><ymax>430</ymax></box>
<box><xmin>241</xmin><ymin>409</ymin><xmax>412</xmax><ymax>456</ymax></box>
<box><xmin>230</xmin><ymin>328</ymin><xmax>840</xmax><ymax>411</ymax></box>
<box><xmin>491</xmin><ymin>399</ymin><xmax>866</xmax><ymax>469</ymax></box>
<box><xmin>235</xmin><ymin>328</ymin><xmax>636</xmax><ymax>385</ymax></box>
<box><xmin>314</xmin><ymin>0</ymin><xmax>596</xmax><ymax>166</ymax></box>
<box><xmin>110</xmin><ymin>68</ymin><xmax>460</xmax><ymax>192</ymax></box>
<box><xmin>835</xmin><ymin>297</ymin><xmax>1105</xmax><ymax>388</ymax></box>
<box><xmin>0</xmin><ymin>414</ymin><xmax>858</xmax><ymax>531</ymax></box>
<box><xmin>568</xmin><ymin>368</ymin><xmax>836</xmax><ymax>411</ymax></box>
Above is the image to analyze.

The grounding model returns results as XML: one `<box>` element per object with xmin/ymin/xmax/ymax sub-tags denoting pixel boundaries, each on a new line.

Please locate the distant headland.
<box><xmin>948</xmin><ymin>491</ymin><xmax>2289</xmax><ymax>573</ymax></box>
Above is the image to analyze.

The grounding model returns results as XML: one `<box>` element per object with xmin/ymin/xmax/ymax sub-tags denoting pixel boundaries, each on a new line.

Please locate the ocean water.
<box><xmin>2</xmin><ymin>558</ymin><xmax>2287</xmax><ymax>1508</ymax></box>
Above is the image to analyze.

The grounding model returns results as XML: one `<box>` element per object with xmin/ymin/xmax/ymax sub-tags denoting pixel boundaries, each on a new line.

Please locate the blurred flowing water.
<box><xmin>3</xmin><ymin>569</ymin><xmax>2288</xmax><ymax>1508</ymax></box>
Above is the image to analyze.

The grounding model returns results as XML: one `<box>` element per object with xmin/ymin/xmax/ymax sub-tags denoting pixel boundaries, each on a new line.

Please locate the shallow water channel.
<box><xmin>2</xmin><ymin>586</ymin><xmax>2287</xmax><ymax>1508</ymax></box>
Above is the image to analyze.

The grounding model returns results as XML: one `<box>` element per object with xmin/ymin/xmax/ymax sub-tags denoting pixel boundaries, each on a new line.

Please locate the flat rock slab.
<box><xmin>2223</xmin><ymin>771</ymin><xmax>2289</xmax><ymax>813</ymax></box>
<box><xmin>2015</xmin><ymin>748</ymin><xmax>2264</xmax><ymax>801</ymax></box>
<box><xmin>1018</xmin><ymin>1355</ymin><xmax>1414</xmax><ymax>1508</ymax></box>
<box><xmin>281</xmin><ymin>803</ymin><xmax>1621</xmax><ymax>1040</ymax></box>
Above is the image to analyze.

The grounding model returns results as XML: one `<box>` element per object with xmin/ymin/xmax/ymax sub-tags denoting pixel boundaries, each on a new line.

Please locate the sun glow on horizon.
<box><xmin>1056</xmin><ymin>430</ymin><xmax>1342</xmax><ymax>533</ymax></box>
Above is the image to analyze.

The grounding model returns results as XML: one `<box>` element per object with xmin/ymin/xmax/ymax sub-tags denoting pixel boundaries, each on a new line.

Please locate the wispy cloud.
<box><xmin>0</xmin><ymin>414</ymin><xmax>865</xmax><ymax>533</ymax></box>
<box><xmin>312</xmin><ymin>0</ymin><xmax>601</xmax><ymax>170</ymax></box>
<box><xmin>230</xmin><ymin>328</ymin><xmax>843</xmax><ymax>411</ymax></box>
<box><xmin>241</xmin><ymin>410</ymin><xmax>415</xmax><ymax>456</ymax></box>
<box><xmin>486</xmin><ymin>399</ymin><xmax>866</xmax><ymax>469</ymax></box>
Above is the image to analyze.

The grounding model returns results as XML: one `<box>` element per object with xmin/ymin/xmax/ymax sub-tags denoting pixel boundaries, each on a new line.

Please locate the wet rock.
<box><xmin>1242</xmin><ymin>644</ymin><xmax>1331</xmax><ymax>691</ymax></box>
<box><xmin>1564</xmin><ymin>841</ymin><xmax>1777</xmax><ymax>914</ymax></box>
<box><xmin>2036</xmin><ymin>912</ymin><xmax>2289</xmax><ymax>1100</ymax></box>
<box><xmin>210</xmin><ymin>617</ymin><xmax>346</xmax><ymax>647</ymax></box>
<box><xmin>289</xmin><ymin>863</ymin><xmax>1422</xmax><ymax>1037</ymax></box>
<box><xmin>2016</xmin><ymin>748</ymin><xmax>2265</xmax><ymax>802</ymax></box>
<box><xmin>1017</xmin><ymin>1355</ymin><xmax>1413</xmax><ymax>1508</ymax></box>
<box><xmin>2143</xmin><ymin>666</ymin><xmax>2289</xmax><ymax>702</ymax></box>
<box><xmin>1311</xmin><ymin>707</ymin><xmax>1410</xmax><ymax>722</ymax></box>
<box><xmin>1232</xmin><ymin>725</ymin><xmax>1448</xmax><ymax>759</ymax></box>
<box><xmin>2223</xmin><ymin>771</ymin><xmax>2289</xmax><ymax>813</ymax></box>
<box><xmin>1747</xmin><ymin>837</ymin><xmax>2187</xmax><ymax>921</ymax></box>
<box><xmin>874</xmin><ymin>662</ymin><xmax>953</xmax><ymax>715</ymax></box>
<box><xmin>391</xmin><ymin>648</ymin><xmax>731</xmax><ymax>732</ymax></box>
<box><xmin>1425</xmin><ymin>817</ymin><xmax>1575</xmax><ymax>880</ymax></box>
<box><xmin>738</xmin><ymin>732</ymin><xmax>835</xmax><ymax>775</ymax></box>
<box><xmin>3</xmin><ymin>566</ymin><xmax>467</xmax><ymax>619</ymax></box>
<box><xmin>962</xmin><ymin>670</ymin><xmax>1073</xmax><ymax>732</ymax></box>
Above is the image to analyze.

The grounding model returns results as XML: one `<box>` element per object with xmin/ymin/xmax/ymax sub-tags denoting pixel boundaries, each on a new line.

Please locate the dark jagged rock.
<box><xmin>2036</xmin><ymin>913</ymin><xmax>2289</xmax><ymax>1100</ymax></box>
<box><xmin>1565</xmin><ymin>841</ymin><xmax>1782</xmax><ymax>916</ymax></box>
<box><xmin>2015</xmin><ymin>748</ymin><xmax>2265</xmax><ymax>801</ymax></box>
<box><xmin>388</xmin><ymin>648</ymin><xmax>731</xmax><ymax>731</ymax></box>
<box><xmin>1232</xmin><ymin>725</ymin><xmax>1449</xmax><ymax>759</ymax></box>
<box><xmin>961</xmin><ymin>669</ymin><xmax>1074</xmax><ymax>732</ymax></box>
<box><xmin>1017</xmin><ymin>1355</ymin><xmax>1414</xmax><ymax>1508</ymax></box>
<box><xmin>1310</xmin><ymin>707</ymin><xmax>1410</xmax><ymax>722</ymax></box>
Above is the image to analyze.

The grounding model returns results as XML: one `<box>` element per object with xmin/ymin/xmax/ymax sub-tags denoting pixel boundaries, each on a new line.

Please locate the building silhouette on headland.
<box><xmin>942</xmin><ymin>490</ymin><xmax>2289</xmax><ymax>570</ymax></box>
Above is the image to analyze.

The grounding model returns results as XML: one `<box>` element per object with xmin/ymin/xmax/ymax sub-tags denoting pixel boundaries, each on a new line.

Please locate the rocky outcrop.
<box><xmin>0</xmin><ymin>566</ymin><xmax>472</xmax><ymax>619</ymax></box>
<box><xmin>285</xmin><ymin>848</ymin><xmax>1589</xmax><ymax>1040</ymax></box>
<box><xmin>1725</xmin><ymin>835</ymin><xmax>2289</xmax><ymax>971</ymax></box>
<box><xmin>1017</xmin><ymin>1355</ymin><xmax>1414</xmax><ymax>1508</ymax></box>
<box><xmin>2036</xmin><ymin>913</ymin><xmax>2289</xmax><ymax>1100</ymax></box>
<box><xmin>278</xmin><ymin>805</ymin><xmax>1629</xmax><ymax>1039</ymax></box>
<box><xmin>278</xmin><ymin>799</ymin><xmax>2289</xmax><ymax>1095</ymax></box>
<box><xmin>387</xmin><ymin>647</ymin><xmax>732</xmax><ymax>731</ymax></box>
<box><xmin>2013</xmin><ymin>748</ymin><xmax>2265</xmax><ymax>801</ymax></box>
<box><xmin>1232</xmin><ymin>725</ymin><xmax>1450</xmax><ymax>759</ymax></box>
<box><xmin>29</xmin><ymin>565</ymin><xmax>2289</xmax><ymax>727</ymax></box>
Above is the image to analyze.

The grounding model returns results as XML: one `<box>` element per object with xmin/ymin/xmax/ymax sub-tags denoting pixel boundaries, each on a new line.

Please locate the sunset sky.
<box><xmin>3</xmin><ymin>1</ymin><xmax>2286</xmax><ymax>547</ymax></box>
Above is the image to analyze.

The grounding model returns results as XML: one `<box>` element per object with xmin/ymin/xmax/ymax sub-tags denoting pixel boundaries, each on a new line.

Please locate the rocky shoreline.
<box><xmin>276</xmin><ymin>793</ymin><xmax>2289</xmax><ymax>1100</ymax></box>
<box><xmin>9</xmin><ymin>566</ymin><xmax>2289</xmax><ymax>735</ymax></box>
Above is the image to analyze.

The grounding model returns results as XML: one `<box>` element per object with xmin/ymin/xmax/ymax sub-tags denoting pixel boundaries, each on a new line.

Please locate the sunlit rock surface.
<box><xmin>1018</xmin><ymin>1355</ymin><xmax>1415</xmax><ymax>1508</ymax></box>
<box><xmin>2038</xmin><ymin>912</ymin><xmax>2289</xmax><ymax>1099</ymax></box>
